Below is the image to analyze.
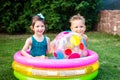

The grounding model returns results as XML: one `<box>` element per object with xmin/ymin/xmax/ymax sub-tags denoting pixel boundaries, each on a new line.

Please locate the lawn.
<box><xmin>0</xmin><ymin>32</ymin><xmax>120</xmax><ymax>80</ymax></box>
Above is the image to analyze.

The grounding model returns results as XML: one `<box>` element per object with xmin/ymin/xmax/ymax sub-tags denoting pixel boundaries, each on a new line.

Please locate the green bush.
<box><xmin>0</xmin><ymin>0</ymin><xmax>101</xmax><ymax>34</ymax></box>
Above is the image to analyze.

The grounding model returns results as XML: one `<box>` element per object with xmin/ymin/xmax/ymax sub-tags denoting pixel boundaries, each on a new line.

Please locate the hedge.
<box><xmin>0</xmin><ymin>0</ymin><xmax>101</xmax><ymax>34</ymax></box>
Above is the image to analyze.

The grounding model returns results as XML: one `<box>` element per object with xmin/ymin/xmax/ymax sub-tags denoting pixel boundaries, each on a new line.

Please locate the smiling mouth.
<box><xmin>38</xmin><ymin>31</ymin><xmax>43</xmax><ymax>33</ymax></box>
<box><xmin>78</xmin><ymin>32</ymin><xmax>83</xmax><ymax>34</ymax></box>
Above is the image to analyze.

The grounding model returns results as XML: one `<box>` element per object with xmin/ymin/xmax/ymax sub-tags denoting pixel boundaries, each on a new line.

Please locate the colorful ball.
<box><xmin>53</xmin><ymin>31</ymin><xmax>87</xmax><ymax>59</ymax></box>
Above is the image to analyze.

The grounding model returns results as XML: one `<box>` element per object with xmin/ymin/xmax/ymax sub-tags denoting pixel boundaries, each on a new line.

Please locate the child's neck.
<box><xmin>33</xmin><ymin>34</ymin><xmax>43</xmax><ymax>42</ymax></box>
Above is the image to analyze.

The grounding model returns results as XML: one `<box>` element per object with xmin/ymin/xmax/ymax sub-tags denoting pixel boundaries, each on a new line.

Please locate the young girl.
<box><xmin>21</xmin><ymin>13</ymin><xmax>50</xmax><ymax>59</ymax></box>
<box><xmin>69</xmin><ymin>13</ymin><xmax>88</xmax><ymax>57</ymax></box>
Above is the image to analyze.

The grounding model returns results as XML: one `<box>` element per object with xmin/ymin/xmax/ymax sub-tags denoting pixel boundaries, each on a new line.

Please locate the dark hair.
<box><xmin>30</xmin><ymin>15</ymin><xmax>46</xmax><ymax>31</ymax></box>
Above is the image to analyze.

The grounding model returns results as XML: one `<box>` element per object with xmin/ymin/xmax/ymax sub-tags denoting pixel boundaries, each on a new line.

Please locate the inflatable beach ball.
<box><xmin>53</xmin><ymin>31</ymin><xmax>87</xmax><ymax>59</ymax></box>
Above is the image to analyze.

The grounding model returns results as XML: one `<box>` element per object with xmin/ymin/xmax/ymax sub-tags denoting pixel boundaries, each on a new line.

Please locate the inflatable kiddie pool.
<box><xmin>12</xmin><ymin>31</ymin><xmax>99</xmax><ymax>80</ymax></box>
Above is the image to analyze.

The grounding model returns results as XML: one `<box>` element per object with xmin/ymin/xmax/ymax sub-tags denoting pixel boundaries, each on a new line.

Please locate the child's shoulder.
<box><xmin>26</xmin><ymin>36</ymin><xmax>32</xmax><ymax>42</ymax></box>
<box><xmin>44</xmin><ymin>35</ymin><xmax>50</xmax><ymax>41</ymax></box>
<box><xmin>44</xmin><ymin>35</ymin><xmax>49</xmax><ymax>39</ymax></box>
<box><xmin>82</xmin><ymin>34</ymin><xmax>88</xmax><ymax>39</ymax></box>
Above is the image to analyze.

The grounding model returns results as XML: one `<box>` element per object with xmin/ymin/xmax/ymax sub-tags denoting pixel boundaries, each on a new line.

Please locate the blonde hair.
<box><xmin>69</xmin><ymin>13</ymin><xmax>85</xmax><ymax>24</ymax></box>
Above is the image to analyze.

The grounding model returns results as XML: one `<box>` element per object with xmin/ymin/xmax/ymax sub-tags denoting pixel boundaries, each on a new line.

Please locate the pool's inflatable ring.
<box><xmin>12</xmin><ymin>50</ymin><xmax>99</xmax><ymax>80</ymax></box>
<box><xmin>14</xmin><ymin>70</ymin><xmax>98</xmax><ymax>80</ymax></box>
<box><xmin>12</xmin><ymin>61</ymin><xmax>99</xmax><ymax>78</ymax></box>
<box><xmin>13</xmin><ymin>50</ymin><xmax>98</xmax><ymax>68</ymax></box>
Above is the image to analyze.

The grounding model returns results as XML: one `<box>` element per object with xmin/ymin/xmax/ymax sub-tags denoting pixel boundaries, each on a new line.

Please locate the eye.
<box><xmin>41</xmin><ymin>25</ymin><xmax>45</xmax><ymax>27</ymax></box>
<box><xmin>75</xmin><ymin>26</ymin><xmax>78</xmax><ymax>28</ymax></box>
<box><xmin>80</xmin><ymin>26</ymin><xmax>83</xmax><ymax>28</ymax></box>
<box><xmin>36</xmin><ymin>26</ymin><xmax>39</xmax><ymax>28</ymax></box>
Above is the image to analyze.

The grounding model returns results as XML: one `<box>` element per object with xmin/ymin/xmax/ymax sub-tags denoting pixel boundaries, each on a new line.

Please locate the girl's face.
<box><xmin>32</xmin><ymin>21</ymin><xmax>45</xmax><ymax>36</ymax></box>
<box><xmin>70</xmin><ymin>20</ymin><xmax>86</xmax><ymax>35</ymax></box>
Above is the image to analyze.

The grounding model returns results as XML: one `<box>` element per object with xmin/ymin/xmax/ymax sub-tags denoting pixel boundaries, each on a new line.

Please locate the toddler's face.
<box><xmin>70</xmin><ymin>20</ymin><xmax>86</xmax><ymax>35</ymax></box>
<box><xmin>33</xmin><ymin>21</ymin><xmax>45</xmax><ymax>35</ymax></box>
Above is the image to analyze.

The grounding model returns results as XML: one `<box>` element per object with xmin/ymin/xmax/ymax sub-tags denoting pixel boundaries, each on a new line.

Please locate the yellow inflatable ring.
<box><xmin>12</xmin><ymin>61</ymin><xmax>99</xmax><ymax>78</ymax></box>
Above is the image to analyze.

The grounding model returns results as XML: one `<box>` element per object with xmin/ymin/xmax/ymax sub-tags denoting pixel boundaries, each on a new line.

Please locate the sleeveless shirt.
<box><xmin>30</xmin><ymin>35</ymin><xmax>47</xmax><ymax>57</ymax></box>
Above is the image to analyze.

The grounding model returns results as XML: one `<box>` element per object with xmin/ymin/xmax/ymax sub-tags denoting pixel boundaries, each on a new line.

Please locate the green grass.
<box><xmin>0</xmin><ymin>32</ymin><xmax>120</xmax><ymax>80</ymax></box>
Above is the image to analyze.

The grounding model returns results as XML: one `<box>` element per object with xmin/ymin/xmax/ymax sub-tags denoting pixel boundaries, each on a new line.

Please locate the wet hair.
<box><xmin>69</xmin><ymin>13</ymin><xmax>85</xmax><ymax>24</ymax></box>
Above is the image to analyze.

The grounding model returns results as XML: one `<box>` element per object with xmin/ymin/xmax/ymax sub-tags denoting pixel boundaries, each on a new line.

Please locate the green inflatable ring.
<box><xmin>14</xmin><ymin>70</ymin><xmax>98</xmax><ymax>80</ymax></box>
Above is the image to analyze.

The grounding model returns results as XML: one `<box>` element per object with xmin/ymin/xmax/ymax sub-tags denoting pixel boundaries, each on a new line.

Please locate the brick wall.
<box><xmin>97</xmin><ymin>10</ymin><xmax>120</xmax><ymax>35</ymax></box>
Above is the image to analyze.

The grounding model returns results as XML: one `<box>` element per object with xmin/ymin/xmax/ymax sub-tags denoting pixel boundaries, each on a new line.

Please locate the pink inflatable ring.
<box><xmin>14</xmin><ymin>50</ymin><xmax>98</xmax><ymax>68</ymax></box>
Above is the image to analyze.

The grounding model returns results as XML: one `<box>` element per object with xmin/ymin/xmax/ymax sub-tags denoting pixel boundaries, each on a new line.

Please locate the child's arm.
<box><xmin>49</xmin><ymin>40</ymin><xmax>55</xmax><ymax>54</ymax></box>
<box><xmin>21</xmin><ymin>37</ymin><xmax>33</xmax><ymax>58</ymax></box>
<box><xmin>46</xmin><ymin>37</ymin><xmax>51</xmax><ymax>54</ymax></box>
<box><xmin>83</xmin><ymin>34</ymin><xmax>88</xmax><ymax>47</ymax></box>
<box><xmin>85</xmin><ymin>35</ymin><xmax>88</xmax><ymax>47</ymax></box>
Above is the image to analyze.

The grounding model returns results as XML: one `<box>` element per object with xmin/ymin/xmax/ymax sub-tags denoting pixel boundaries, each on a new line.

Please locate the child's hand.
<box><xmin>50</xmin><ymin>42</ymin><xmax>55</xmax><ymax>54</ymax></box>
<box><xmin>35</xmin><ymin>55</ymin><xmax>46</xmax><ymax>59</ymax></box>
<box><xmin>50</xmin><ymin>48</ymin><xmax>54</xmax><ymax>54</ymax></box>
